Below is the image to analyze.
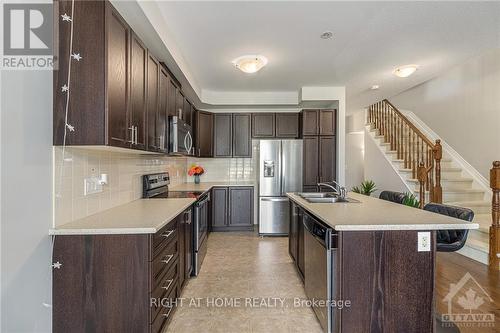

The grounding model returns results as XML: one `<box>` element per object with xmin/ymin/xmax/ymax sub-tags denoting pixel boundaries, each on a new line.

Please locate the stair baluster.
<box><xmin>490</xmin><ymin>161</ymin><xmax>500</xmax><ymax>271</ymax></box>
<box><xmin>367</xmin><ymin>99</ymin><xmax>443</xmax><ymax>207</ymax></box>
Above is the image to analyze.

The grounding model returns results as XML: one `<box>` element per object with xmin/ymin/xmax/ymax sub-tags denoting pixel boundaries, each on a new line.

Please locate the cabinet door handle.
<box><xmin>134</xmin><ymin>126</ymin><xmax>138</xmax><ymax>145</ymax></box>
<box><xmin>161</xmin><ymin>254</ymin><xmax>174</xmax><ymax>264</ymax></box>
<box><xmin>161</xmin><ymin>279</ymin><xmax>174</xmax><ymax>291</ymax></box>
<box><xmin>162</xmin><ymin>230</ymin><xmax>174</xmax><ymax>238</ymax></box>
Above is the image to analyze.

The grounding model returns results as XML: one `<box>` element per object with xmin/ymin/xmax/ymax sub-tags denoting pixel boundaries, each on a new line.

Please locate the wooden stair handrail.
<box><xmin>383</xmin><ymin>99</ymin><xmax>435</xmax><ymax>147</ymax></box>
<box><xmin>367</xmin><ymin>99</ymin><xmax>442</xmax><ymax>207</ymax></box>
<box><xmin>490</xmin><ymin>161</ymin><xmax>500</xmax><ymax>271</ymax></box>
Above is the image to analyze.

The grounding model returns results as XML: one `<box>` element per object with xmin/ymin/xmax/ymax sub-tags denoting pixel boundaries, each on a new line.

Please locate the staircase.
<box><xmin>366</xmin><ymin>100</ymin><xmax>492</xmax><ymax>264</ymax></box>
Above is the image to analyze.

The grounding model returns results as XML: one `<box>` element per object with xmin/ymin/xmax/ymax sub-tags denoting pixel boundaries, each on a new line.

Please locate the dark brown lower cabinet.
<box><xmin>211</xmin><ymin>186</ymin><xmax>254</xmax><ymax>231</ymax></box>
<box><xmin>289</xmin><ymin>201</ymin><xmax>304</xmax><ymax>281</ymax></box>
<box><xmin>52</xmin><ymin>207</ymin><xmax>193</xmax><ymax>333</ymax></box>
<box><xmin>288</xmin><ymin>203</ymin><xmax>436</xmax><ymax>333</ymax></box>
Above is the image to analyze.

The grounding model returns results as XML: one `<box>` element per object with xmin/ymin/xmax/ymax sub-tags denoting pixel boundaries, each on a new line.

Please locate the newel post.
<box><xmin>490</xmin><ymin>161</ymin><xmax>500</xmax><ymax>271</ymax></box>
<box><xmin>417</xmin><ymin>162</ymin><xmax>427</xmax><ymax>209</ymax></box>
<box><xmin>433</xmin><ymin>140</ymin><xmax>443</xmax><ymax>203</ymax></box>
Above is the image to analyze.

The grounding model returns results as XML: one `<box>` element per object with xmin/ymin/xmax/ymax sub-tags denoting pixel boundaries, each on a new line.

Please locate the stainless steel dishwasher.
<box><xmin>303</xmin><ymin>212</ymin><xmax>337</xmax><ymax>333</ymax></box>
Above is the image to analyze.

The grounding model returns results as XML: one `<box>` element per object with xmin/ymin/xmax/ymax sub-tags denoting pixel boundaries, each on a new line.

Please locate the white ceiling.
<box><xmin>142</xmin><ymin>1</ymin><xmax>500</xmax><ymax>111</ymax></box>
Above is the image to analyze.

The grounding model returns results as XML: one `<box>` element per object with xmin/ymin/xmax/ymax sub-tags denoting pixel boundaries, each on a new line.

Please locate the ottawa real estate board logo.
<box><xmin>441</xmin><ymin>272</ymin><xmax>495</xmax><ymax>329</ymax></box>
<box><xmin>2</xmin><ymin>2</ymin><xmax>53</xmax><ymax>70</ymax></box>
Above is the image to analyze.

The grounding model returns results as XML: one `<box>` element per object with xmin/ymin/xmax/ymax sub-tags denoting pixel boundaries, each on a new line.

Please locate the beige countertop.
<box><xmin>170</xmin><ymin>181</ymin><xmax>255</xmax><ymax>193</ymax></box>
<box><xmin>50</xmin><ymin>181</ymin><xmax>255</xmax><ymax>236</ymax></box>
<box><xmin>49</xmin><ymin>198</ymin><xmax>195</xmax><ymax>235</ymax></box>
<box><xmin>287</xmin><ymin>192</ymin><xmax>479</xmax><ymax>231</ymax></box>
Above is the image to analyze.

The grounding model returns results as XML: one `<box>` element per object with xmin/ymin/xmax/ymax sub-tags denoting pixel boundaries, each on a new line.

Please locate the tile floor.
<box><xmin>166</xmin><ymin>232</ymin><xmax>323</xmax><ymax>333</ymax></box>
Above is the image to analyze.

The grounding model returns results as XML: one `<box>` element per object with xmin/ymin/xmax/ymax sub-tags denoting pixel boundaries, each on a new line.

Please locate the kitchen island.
<box><xmin>287</xmin><ymin>192</ymin><xmax>478</xmax><ymax>333</ymax></box>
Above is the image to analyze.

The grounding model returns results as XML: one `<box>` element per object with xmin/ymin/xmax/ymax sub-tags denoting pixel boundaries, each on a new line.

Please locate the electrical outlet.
<box><xmin>418</xmin><ymin>232</ymin><xmax>431</xmax><ymax>252</ymax></box>
<box><xmin>84</xmin><ymin>177</ymin><xmax>103</xmax><ymax>196</ymax></box>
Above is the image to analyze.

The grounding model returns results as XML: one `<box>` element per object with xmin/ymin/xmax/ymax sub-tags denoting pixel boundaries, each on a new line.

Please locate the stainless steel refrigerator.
<box><xmin>259</xmin><ymin>140</ymin><xmax>303</xmax><ymax>235</ymax></box>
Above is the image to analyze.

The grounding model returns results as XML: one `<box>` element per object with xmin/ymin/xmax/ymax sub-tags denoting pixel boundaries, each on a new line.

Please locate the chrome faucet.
<box><xmin>317</xmin><ymin>181</ymin><xmax>347</xmax><ymax>199</ymax></box>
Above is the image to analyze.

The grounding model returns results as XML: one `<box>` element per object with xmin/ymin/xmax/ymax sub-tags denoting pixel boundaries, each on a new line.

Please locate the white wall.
<box><xmin>1</xmin><ymin>70</ymin><xmax>53</xmax><ymax>331</ymax></box>
<box><xmin>345</xmin><ymin>110</ymin><xmax>366</xmax><ymax>189</ymax></box>
<box><xmin>391</xmin><ymin>48</ymin><xmax>500</xmax><ymax>179</ymax></box>
<box><xmin>364</xmin><ymin>128</ymin><xmax>409</xmax><ymax>197</ymax></box>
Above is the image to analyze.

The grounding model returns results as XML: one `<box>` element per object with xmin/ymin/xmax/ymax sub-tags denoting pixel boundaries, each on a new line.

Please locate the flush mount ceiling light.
<box><xmin>320</xmin><ymin>31</ymin><xmax>333</xmax><ymax>39</ymax></box>
<box><xmin>232</xmin><ymin>55</ymin><xmax>268</xmax><ymax>74</ymax></box>
<box><xmin>371</xmin><ymin>85</ymin><xmax>380</xmax><ymax>90</ymax></box>
<box><xmin>393</xmin><ymin>64</ymin><xmax>418</xmax><ymax>78</ymax></box>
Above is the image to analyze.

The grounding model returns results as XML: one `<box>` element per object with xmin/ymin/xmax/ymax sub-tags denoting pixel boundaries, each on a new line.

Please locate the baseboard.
<box><xmin>457</xmin><ymin>245</ymin><xmax>489</xmax><ymax>265</ymax></box>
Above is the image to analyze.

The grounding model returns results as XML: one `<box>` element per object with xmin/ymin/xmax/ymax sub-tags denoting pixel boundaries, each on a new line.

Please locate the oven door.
<box><xmin>194</xmin><ymin>194</ymin><xmax>210</xmax><ymax>251</ymax></box>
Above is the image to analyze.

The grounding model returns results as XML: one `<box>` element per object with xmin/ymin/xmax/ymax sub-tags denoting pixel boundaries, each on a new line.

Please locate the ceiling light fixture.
<box><xmin>232</xmin><ymin>55</ymin><xmax>268</xmax><ymax>74</ymax></box>
<box><xmin>371</xmin><ymin>85</ymin><xmax>380</xmax><ymax>90</ymax></box>
<box><xmin>320</xmin><ymin>31</ymin><xmax>333</xmax><ymax>39</ymax></box>
<box><xmin>393</xmin><ymin>64</ymin><xmax>418</xmax><ymax>78</ymax></box>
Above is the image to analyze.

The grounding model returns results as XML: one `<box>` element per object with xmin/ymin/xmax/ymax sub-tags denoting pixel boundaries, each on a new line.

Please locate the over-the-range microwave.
<box><xmin>169</xmin><ymin>116</ymin><xmax>193</xmax><ymax>155</ymax></box>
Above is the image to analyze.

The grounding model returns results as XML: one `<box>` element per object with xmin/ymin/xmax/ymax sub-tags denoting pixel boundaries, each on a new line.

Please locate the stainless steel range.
<box><xmin>143</xmin><ymin>172</ymin><xmax>209</xmax><ymax>276</ymax></box>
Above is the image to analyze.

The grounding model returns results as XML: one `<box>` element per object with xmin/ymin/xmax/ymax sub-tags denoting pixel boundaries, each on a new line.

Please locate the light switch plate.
<box><xmin>417</xmin><ymin>232</ymin><xmax>431</xmax><ymax>252</ymax></box>
<box><xmin>84</xmin><ymin>177</ymin><xmax>103</xmax><ymax>196</ymax></box>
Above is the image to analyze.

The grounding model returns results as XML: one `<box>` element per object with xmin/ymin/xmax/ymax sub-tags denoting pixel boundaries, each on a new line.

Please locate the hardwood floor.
<box><xmin>435</xmin><ymin>252</ymin><xmax>500</xmax><ymax>333</ymax></box>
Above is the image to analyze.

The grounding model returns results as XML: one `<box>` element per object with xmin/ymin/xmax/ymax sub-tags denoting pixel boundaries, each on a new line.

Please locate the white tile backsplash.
<box><xmin>186</xmin><ymin>141</ymin><xmax>259</xmax><ymax>183</ymax></box>
<box><xmin>53</xmin><ymin>147</ymin><xmax>187</xmax><ymax>226</ymax></box>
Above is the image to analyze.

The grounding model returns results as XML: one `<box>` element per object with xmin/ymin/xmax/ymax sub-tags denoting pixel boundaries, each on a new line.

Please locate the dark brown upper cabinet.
<box><xmin>302</xmin><ymin>110</ymin><xmax>319</xmax><ymax>136</ymax></box>
<box><xmin>54</xmin><ymin>1</ymin><xmax>132</xmax><ymax>147</ymax></box>
<box><xmin>106</xmin><ymin>4</ymin><xmax>130</xmax><ymax>148</ymax></box>
<box><xmin>232</xmin><ymin>114</ymin><xmax>252</xmax><ymax>157</ymax></box>
<box><xmin>129</xmin><ymin>32</ymin><xmax>147</xmax><ymax>150</ymax></box>
<box><xmin>157</xmin><ymin>67</ymin><xmax>169</xmax><ymax>153</ymax></box>
<box><xmin>214</xmin><ymin>114</ymin><xmax>233</xmax><ymax>157</ymax></box>
<box><xmin>195</xmin><ymin>110</ymin><xmax>214</xmax><ymax>157</ymax></box>
<box><xmin>319</xmin><ymin>109</ymin><xmax>336</xmax><ymax>135</ymax></box>
<box><xmin>252</xmin><ymin>113</ymin><xmax>275</xmax><ymax>138</ymax></box>
<box><xmin>302</xmin><ymin>109</ymin><xmax>337</xmax><ymax>136</ymax></box>
<box><xmin>146</xmin><ymin>52</ymin><xmax>160</xmax><ymax>152</ymax></box>
<box><xmin>275</xmin><ymin>113</ymin><xmax>300</xmax><ymax>138</ymax></box>
<box><xmin>167</xmin><ymin>78</ymin><xmax>177</xmax><ymax>118</ymax></box>
<box><xmin>252</xmin><ymin>113</ymin><xmax>300</xmax><ymax>139</ymax></box>
<box><xmin>183</xmin><ymin>99</ymin><xmax>192</xmax><ymax>126</ymax></box>
<box><xmin>54</xmin><ymin>0</ymin><xmax>197</xmax><ymax>155</ymax></box>
<box><xmin>175</xmin><ymin>89</ymin><xmax>184</xmax><ymax>119</ymax></box>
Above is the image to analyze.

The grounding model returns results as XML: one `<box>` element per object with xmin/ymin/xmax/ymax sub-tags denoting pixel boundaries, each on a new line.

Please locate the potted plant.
<box><xmin>402</xmin><ymin>192</ymin><xmax>420</xmax><ymax>208</ymax></box>
<box><xmin>351</xmin><ymin>180</ymin><xmax>377</xmax><ymax>196</ymax></box>
<box><xmin>188</xmin><ymin>165</ymin><xmax>204</xmax><ymax>184</ymax></box>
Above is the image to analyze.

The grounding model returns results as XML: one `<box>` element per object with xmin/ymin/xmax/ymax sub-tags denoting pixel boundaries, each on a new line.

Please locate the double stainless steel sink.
<box><xmin>297</xmin><ymin>192</ymin><xmax>359</xmax><ymax>203</ymax></box>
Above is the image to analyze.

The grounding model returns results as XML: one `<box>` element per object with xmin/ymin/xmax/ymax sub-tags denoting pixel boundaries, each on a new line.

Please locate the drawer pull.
<box><xmin>161</xmin><ymin>306</ymin><xmax>173</xmax><ymax>318</ymax></box>
<box><xmin>161</xmin><ymin>254</ymin><xmax>174</xmax><ymax>265</ymax></box>
<box><xmin>162</xmin><ymin>230</ymin><xmax>174</xmax><ymax>238</ymax></box>
<box><xmin>161</xmin><ymin>279</ymin><xmax>174</xmax><ymax>291</ymax></box>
